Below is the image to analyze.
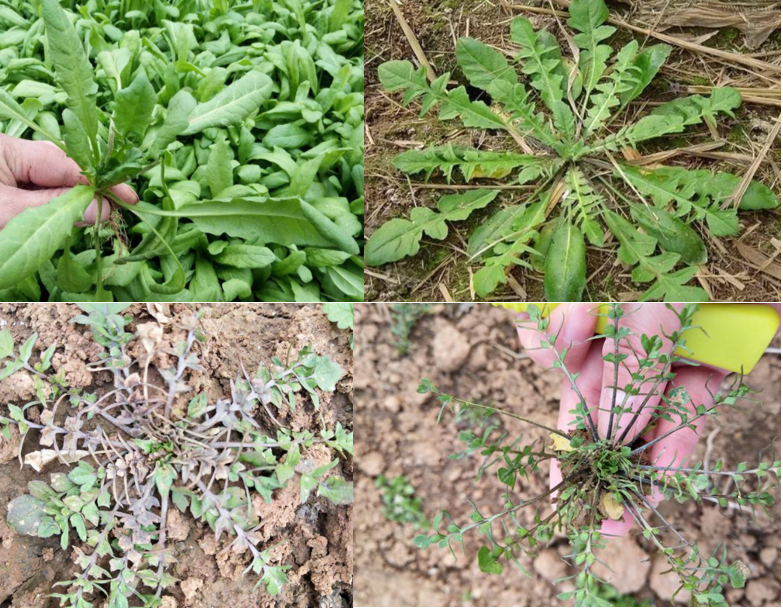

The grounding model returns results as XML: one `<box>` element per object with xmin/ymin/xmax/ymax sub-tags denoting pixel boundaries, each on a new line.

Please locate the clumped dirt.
<box><xmin>365</xmin><ymin>0</ymin><xmax>781</xmax><ymax>302</ymax></box>
<box><xmin>0</xmin><ymin>304</ymin><xmax>353</xmax><ymax>608</ymax></box>
<box><xmin>354</xmin><ymin>304</ymin><xmax>781</xmax><ymax>607</ymax></box>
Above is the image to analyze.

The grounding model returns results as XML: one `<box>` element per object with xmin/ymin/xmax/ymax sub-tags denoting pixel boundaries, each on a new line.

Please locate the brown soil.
<box><xmin>0</xmin><ymin>304</ymin><xmax>353</xmax><ymax>608</ymax></box>
<box><xmin>354</xmin><ymin>304</ymin><xmax>781</xmax><ymax>607</ymax></box>
<box><xmin>364</xmin><ymin>0</ymin><xmax>781</xmax><ymax>302</ymax></box>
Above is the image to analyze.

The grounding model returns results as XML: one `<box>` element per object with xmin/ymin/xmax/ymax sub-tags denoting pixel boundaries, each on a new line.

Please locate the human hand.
<box><xmin>516</xmin><ymin>303</ymin><xmax>780</xmax><ymax>536</ymax></box>
<box><xmin>0</xmin><ymin>133</ymin><xmax>138</xmax><ymax>228</ymax></box>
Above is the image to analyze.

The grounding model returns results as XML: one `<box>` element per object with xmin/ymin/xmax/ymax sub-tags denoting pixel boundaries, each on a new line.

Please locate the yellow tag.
<box><xmin>549</xmin><ymin>432</ymin><xmax>574</xmax><ymax>452</ymax></box>
<box><xmin>601</xmin><ymin>492</ymin><xmax>624</xmax><ymax>520</ymax></box>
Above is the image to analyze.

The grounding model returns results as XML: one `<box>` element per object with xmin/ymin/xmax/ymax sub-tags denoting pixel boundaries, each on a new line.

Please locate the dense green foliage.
<box><xmin>413</xmin><ymin>304</ymin><xmax>779</xmax><ymax>607</ymax></box>
<box><xmin>0</xmin><ymin>0</ymin><xmax>364</xmax><ymax>302</ymax></box>
<box><xmin>375</xmin><ymin>474</ymin><xmax>429</xmax><ymax>529</ymax></box>
<box><xmin>367</xmin><ymin>0</ymin><xmax>778</xmax><ymax>301</ymax></box>
<box><xmin>1</xmin><ymin>304</ymin><xmax>353</xmax><ymax>607</ymax></box>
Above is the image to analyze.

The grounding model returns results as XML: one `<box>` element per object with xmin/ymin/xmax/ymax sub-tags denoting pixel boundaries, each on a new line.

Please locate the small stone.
<box><xmin>359</xmin><ymin>451</ymin><xmax>385</xmax><ymax>477</ymax></box>
<box><xmin>432</xmin><ymin>324</ymin><xmax>470</xmax><ymax>373</ymax></box>
<box><xmin>592</xmin><ymin>535</ymin><xmax>649</xmax><ymax>594</ymax></box>
<box><xmin>166</xmin><ymin>509</ymin><xmax>191</xmax><ymax>542</ymax></box>
<box><xmin>161</xmin><ymin>597</ymin><xmax>178</xmax><ymax>608</ymax></box>
<box><xmin>760</xmin><ymin>546</ymin><xmax>778</xmax><ymax>568</ymax></box>
<box><xmin>745</xmin><ymin>579</ymin><xmax>779</xmax><ymax>606</ymax></box>
<box><xmin>180</xmin><ymin>578</ymin><xmax>203</xmax><ymax>604</ymax></box>
<box><xmin>385</xmin><ymin>541</ymin><xmax>413</xmax><ymax>568</ymax></box>
<box><xmin>648</xmin><ymin>554</ymin><xmax>691</xmax><ymax>604</ymax></box>
<box><xmin>533</xmin><ymin>548</ymin><xmax>568</xmax><ymax>580</ymax></box>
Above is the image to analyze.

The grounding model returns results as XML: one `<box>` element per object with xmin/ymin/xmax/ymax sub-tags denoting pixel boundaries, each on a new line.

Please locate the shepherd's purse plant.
<box><xmin>366</xmin><ymin>0</ymin><xmax>779</xmax><ymax>301</ymax></box>
<box><xmin>413</xmin><ymin>304</ymin><xmax>779</xmax><ymax>607</ymax></box>
<box><xmin>0</xmin><ymin>304</ymin><xmax>353</xmax><ymax>608</ymax></box>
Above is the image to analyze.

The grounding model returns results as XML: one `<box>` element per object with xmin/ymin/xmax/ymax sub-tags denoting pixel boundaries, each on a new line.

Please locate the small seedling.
<box><xmin>413</xmin><ymin>304</ymin><xmax>778</xmax><ymax>607</ymax></box>
<box><xmin>367</xmin><ymin>0</ymin><xmax>779</xmax><ymax>301</ymax></box>
<box><xmin>389</xmin><ymin>303</ymin><xmax>433</xmax><ymax>354</ymax></box>
<box><xmin>376</xmin><ymin>475</ymin><xmax>429</xmax><ymax>530</ymax></box>
<box><xmin>1</xmin><ymin>304</ymin><xmax>352</xmax><ymax>608</ymax></box>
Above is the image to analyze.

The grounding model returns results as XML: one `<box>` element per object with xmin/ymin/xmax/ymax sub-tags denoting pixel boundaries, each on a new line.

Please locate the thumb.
<box><xmin>0</xmin><ymin>185</ymin><xmax>111</xmax><ymax>228</ymax></box>
<box><xmin>596</xmin><ymin>304</ymin><xmax>684</xmax><ymax>442</ymax></box>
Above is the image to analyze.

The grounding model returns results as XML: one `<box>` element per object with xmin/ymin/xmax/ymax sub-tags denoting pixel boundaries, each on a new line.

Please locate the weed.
<box><xmin>389</xmin><ymin>303</ymin><xmax>434</xmax><ymax>354</ymax></box>
<box><xmin>413</xmin><ymin>304</ymin><xmax>778</xmax><ymax>607</ymax></box>
<box><xmin>0</xmin><ymin>304</ymin><xmax>353</xmax><ymax>607</ymax></box>
<box><xmin>376</xmin><ymin>474</ymin><xmax>429</xmax><ymax>530</ymax></box>
<box><xmin>366</xmin><ymin>0</ymin><xmax>779</xmax><ymax>301</ymax></box>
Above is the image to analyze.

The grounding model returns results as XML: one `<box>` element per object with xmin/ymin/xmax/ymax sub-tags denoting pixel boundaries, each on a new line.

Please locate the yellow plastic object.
<box><xmin>492</xmin><ymin>303</ymin><xmax>778</xmax><ymax>374</ymax></box>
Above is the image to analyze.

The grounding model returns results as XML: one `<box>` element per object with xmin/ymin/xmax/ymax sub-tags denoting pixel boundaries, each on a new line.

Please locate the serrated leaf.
<box><xmin>366</xmin><ymin>189</ymin><xmax>499</xmax><ymax>265</ymax></box>
<box><xmin>630</xmin><ymin>203</ymin><xmax>708</xmax><ymax>265</ymax></box>
<box><xmin>393</xmin><ymin>145</ymin><xmax>541</xmax><ymax>183</ymax></box>
<box><xmin>323</xmin><ymin>303</ymin><xmax>353</xmax><ymax>330</ymax></box>
<box><xmin>456</xmin><ymin>37</ymin><xmax>517</xmax><ymax>91</ymax></box>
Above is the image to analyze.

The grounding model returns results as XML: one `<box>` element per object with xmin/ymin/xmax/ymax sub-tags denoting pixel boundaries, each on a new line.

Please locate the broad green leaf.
<box><xmin>263</xmin><ymin>124</ymin><xmax>314</xmax><ymax>149</ymax></box>
<box><xmin>456</xmin><ymin>37</ymin><xmax>517</xmax><ymax>91</ymax></box>
<box><xmin>183</xmin><ymin>70</ymin><xmax>273</xmax><ymax>135</ymax></box>
<box><xmin>214</xmin><ymin>244</ymin><xmax>275</xmax><ymax>268</ymax></box>
<box><xmin>366</xmin><ymin>189</ymin><xmax>499</xmax><ymax>265</ymax></box>
<box><xmin>113</xmin><ymin>71</ymin><xmax>156</xmax><ymax>136</ymax></box>
<box><xmin>7</xmin><ymin>494</ymin><xmax>47</xmax><ymax>536</ymax></box>
<box><xmin>56</xmin><ymin>237</ymin><xmax>93</xmax><ymax>293</ymax></box>
<box><xmin>206</xmin><ymin>138</ymin><xmax>234</xmax><ymax>197</ymax></box>
<box><xmin>62</xmin><ymin>108</ymin><xmax>92</xmax><ymax>170</ymax></box>
<box><xmin>0</xmin><ymin>185</ymin><xmax>95</xmax><ymax>289</ymax></box>
<box><xmin>0</xmin><ymin>88</ymin><xmax>64</xmax><ymax>149</ymax></box>
<box><xmin>150</xmin><ymin>89</ymin><xmax>198</xmax><ymax>155</ymax></box>
<box><xmin>604</xmin><ymin>210</ymin><xmax>657</xmax><ymax>265</ymax></box>
<box><xmin>300</xmin><ymin>200</ymin><xmax>360</xmax><ymax>255</ymax></box>
<box><xmin>311</xmin><ymin>356</ymin><xmax>344</xmax><ymax>391</ymax></box>
<box><xmin>41</xmin><ymin>0</ymin><xmax>99</xmax><ymax>154</ymax></box>
<box><xmin>323</xmin><ymin>303</ymin><xmax>353</xmax><ymax>330</ymax></box>
<box><xmin>478</xmin><ymin>546</ymin><xmax>504</xmax><ymax>575</ymax></box>
<box><xmin>544</xmin><ymin>221</ymin><xmax>586</xmax><ymax>301</ymax></box>
<box><xmin>630</xmin><ymin>203</ymin><xmax>708</xmax><ymax>264</ymax></box>
<box><xmin>0</xmin><ymin>329</ymin><xmax>12</xmax><ymax>359</ymax></box>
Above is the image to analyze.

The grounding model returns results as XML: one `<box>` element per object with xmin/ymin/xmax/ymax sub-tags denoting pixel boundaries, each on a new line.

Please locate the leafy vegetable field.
<box><xmin>0</xmin><ymin>0</ymin><xmax>364</xmax><ymax>303</ymax></box>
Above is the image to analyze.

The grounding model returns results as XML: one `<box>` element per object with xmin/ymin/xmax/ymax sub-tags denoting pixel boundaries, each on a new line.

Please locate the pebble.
<box><xmin>359</xmin><ymin>451</ymin><xmax>385</xmax><ymax>477</ymax></box>
<box><xmin>432</xmin><ymin>324</ymin><xmax>471</xmax><ymax>373</ymax></box>
<box><xmin>592</xmin><ymin>535</ymin><xmax>649</xmax><ymax>594</ymax></box>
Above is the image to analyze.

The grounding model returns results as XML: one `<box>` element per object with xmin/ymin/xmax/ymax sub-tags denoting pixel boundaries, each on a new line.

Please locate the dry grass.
<box><xmin>365</xmin><ymin>0</ymin><xmax>781</xmax><ymax>303</ymax></box>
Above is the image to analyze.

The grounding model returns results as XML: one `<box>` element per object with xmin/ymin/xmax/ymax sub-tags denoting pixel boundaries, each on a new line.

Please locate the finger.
<box><xmin>76</xmin><ymin>197</ymin><xmax>113</xmax><ymax>226</ymax></box>
<box><xmin>646</xmin><ymin>366</ymin><xmax>726</xmax><ymax>502</ymax></box>
<box><xmin>517</xmin><ymin>303</ymin><xmax>598</xmax><ymax>370</ymax></box>
<box><xmin>1</xmin><ymin>134</ymin><xmax>87</xmax><ymax>188</ymax></box>
<box><xmin>550</xmin><ymin>341</ymin><xmax>604</xmax><ymax>491</ymax></box>
<box><xmin>597</xmin><ymin>304</ymin><xmax>684</xmax><ymax>442</ymax></box>
<box><xmin>0</xmin><ymin>136</ymin><xmax>138</xmax><ymax>205</ymax></box>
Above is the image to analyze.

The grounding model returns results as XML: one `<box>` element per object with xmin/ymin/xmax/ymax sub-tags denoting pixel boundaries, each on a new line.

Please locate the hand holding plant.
<box><xmin>0</xmin><ymin>134</ymin><xmax>138</xmax><ymax>228</ymax></box>
<box><xmin>517</xmin><ymin>303</ymin><xmax>778</xmax><ymax>537</ymax></box>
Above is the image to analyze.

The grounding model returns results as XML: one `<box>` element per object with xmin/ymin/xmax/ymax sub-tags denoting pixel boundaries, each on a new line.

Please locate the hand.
<box><xmin>516</xmin><ymin>303</ymin><xmax>780</xmax><ymax>536</ymax></box>
<box><xmin>0</xmin><ymin>133</ymin><xmax>138</xmax><ymax>229</ymax></box>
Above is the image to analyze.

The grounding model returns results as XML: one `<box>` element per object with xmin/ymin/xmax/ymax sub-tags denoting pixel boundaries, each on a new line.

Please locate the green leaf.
<box><xmin>0</xmin><ymin>329</ymin><xmax>13</xmax><ymax>360</ymax></box>
<box><xmin>604</xmin><ymin>210</ymin><xmax>656</xmax><ymax>266</ymax></box>
<box><xmin>57</xmin><ymin>237</ymin><xmax>93</xmax><ymax>293</ymax></box>
<box><xmin>393</xmin><ymin>145</ymin><xmax>543</xmax><ymax>182</ymax></box>
<box><xmin>68</xmin><ymin>461</ymin><xmax>97</xmax><ymax>487</ymax></box>
<box><xmin>477</xmin><ymin>546</ymin><xmax>504</xmax><ymax>575</ymax></box>
<box><xmin>262</xmin><ymin>565</ymin><xmax>289</xmax><ymax>596</ymax></box>
<box><xmin>150</xmin><ymin>89</ymin><xmax>198</xmax><ymax>155</ymax></box>
<box><xmin>567</xmin><ymin>0</ymin><xmax>615</xmax><ymax>98</ymax></box>
<box><xmin>311</xmin><ymin>356</ymin><xmax>343</xmax><ymax>392</ymax></box>
<box><xmin>41</xmin><ymin>0</ymin><xmax>99</xmax><ymax>154</ymax></box>
<box><xmin>0</xmin><ymin>185</ymin><xmax>95</xmax><ymax>290</ymax></box>
<box><xmin>113</xmin><ymin>71</ymin><xmax>156</xmax><ymax>137</ymax></box>
<box><xmin>619</xmin><ymin>44</ymin><xmax>671</xmax><ymax>107</ymax></box>
<box><xmin>263</xmin><ymin>124</ymin><xmax>314</xmax><ymax>149</ymax></box>
<box><xmin>62</xmin><ymin>108</ymin><xmax>92</xmax><ymax>170</ymax></box>
<box><xmin>183</xmin><ymin>70</ymin><xmax>273</xmax><ymax>135</ymax></box>
<box><xmin>455</xmin><ymin>37</ymin><xmax>517</xmax><ymax>91</ymax></box>
<box><xmin>187</xmin><ymin>393</ymin><xmax>208</xmax><ymax>419</ymax></box>
<box><xmin>214</xmin><ymin>244</ymin><xmax>275</xmax><ymax>269</ymax></box>
<box><xmin>300</xmin><ymin>200</ymin><xmax>360</xmax><ymax>255</ymax></box>
<box><xmin>317</xmin><ymin>476</ymin><xmax>353</xmax><ymax>505</ymax></box>
<box><xmin>206</xmin><ymin>138</ymin><xmax>234</xmax><ymax>197</ymax></box>
<box><xmin>0</xmin><ymin>88</ymin><xmax>65</xmax><ymax>149</ymax></box>
<box><xmin>583</xmin><ymin>40</ymin><xmax>638</xmax><ymax>136</ymax></box>
<box><xmin>544</xmin><ymin>221</ymin><xmax>586</xmax><ymax>301</ymax></box>
<box><xmin>7</xmin><ymin>494</ymin><xmax>47</xmax><ymax>536</ymax></box>
<box><xmin>323</xmin><ymin>303</ymin><xmax>353</xmax><ymax>330</ymax></box>
<box><xmin>565</xmin><ymin>167</ymin><xmax>604</xmax><ymax>246</ymax></box>
<box><xmin>653</xmin><ymin>87</ymin><xmax>742</xmax><ymax>129</ymax></box>
<box><xmin>70</xmin><ymin>513</ymin><xmax>87</xmax><ymax>542</ymax></box>
<box><xmin>630</xmin><ymin>203</ymin><xmax>708</xmax><ymax>265</ymax></box>
<box><xmin>366</xmin><ymin>189</ymin><xmax>499</xmax><ymax>265</ymax></box>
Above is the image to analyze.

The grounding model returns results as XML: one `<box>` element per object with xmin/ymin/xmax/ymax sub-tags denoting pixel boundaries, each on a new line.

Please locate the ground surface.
<box><xmin>0</xmin><ymin>304</ymin><xmax>353</xmax><ymax>608</ymax></box>
<box><xmin>365</xmin><ymin>0</ymin><xmax>781</xmax><ymax>302</ymax></box>
<box><xmin>354</xmin><ymin>303</ymin><xmax>781</xmax><ymax>607</ymax></box>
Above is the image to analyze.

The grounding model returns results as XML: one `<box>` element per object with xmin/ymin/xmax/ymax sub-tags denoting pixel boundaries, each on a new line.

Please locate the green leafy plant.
<box><xmin>0</xmin><ymin>0</ymin><xmax>364</xmax><ymax>303</ymax></box>
<box><xmin>413</xmin><ymin>304</ymin><xmax>779</xmax><ymax>607</ymax></box>
<box><xmin>323</xmin><ymin>302</ymin><xmax>353</xmax><ymax>349</ymax></box>
<box><xmin>366</xmin><ymin>0</ymin><xmax>779</xmax><ymax>301</ymax></box>
<box><xmin>389</xmin><ymin>302</ymin><xmax>433</xmax><ymax>354</ymax></box>
<box><xmin>375</xmin><ymin>474</ymin><xmax>429</xmax><ymax>530</ymax></box>
<box><xmin>1</xmin><ymin>304</ymin><xmax>352</xmax><ymax>608</ymax></box>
